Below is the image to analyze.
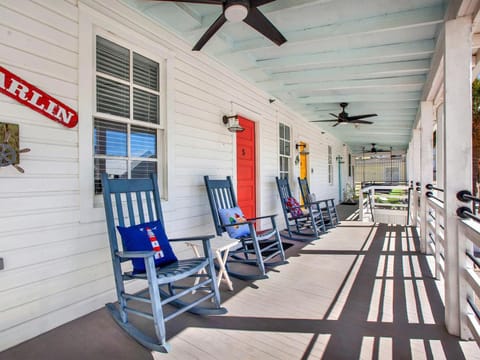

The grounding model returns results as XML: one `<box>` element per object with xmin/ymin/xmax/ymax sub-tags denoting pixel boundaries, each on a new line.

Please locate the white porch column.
<box><xmin>420</xmin><ymin>102</ymin><xmax>434</xmax><ymax>254</ymax></box>
<box><xmin>412</xmin><ymin>129</ymin><xmax>421</xmax><ymax>227</ymax></box>
<box><xmin>436</xmin><ymin>106</ymin><xmax>445</xmax><ymax>190</ymax></box>
<box><xmin>443</xmin><ymin>16</ymin><xmax>472</xmax><ymax>337</ymax></box>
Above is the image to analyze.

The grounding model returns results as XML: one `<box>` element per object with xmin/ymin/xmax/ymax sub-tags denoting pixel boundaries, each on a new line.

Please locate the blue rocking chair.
<box><xmin>298</xmin><ymin>177</ymin><xmax>339</xmax><ymax>228</ymax></box>
<box><xmin>276</xmin><ymin>176</ymin><xmax>327</xmax><ymax>240</ymax></box>
<box><xmin>101</xmin><ymin>173</ymin><xmax>226</xmax><ymax>353</ymax></box>
<box><xmin>204</xmin><ymin>176</ymin><xmax>287</xmax><ymax>280</ymax></box>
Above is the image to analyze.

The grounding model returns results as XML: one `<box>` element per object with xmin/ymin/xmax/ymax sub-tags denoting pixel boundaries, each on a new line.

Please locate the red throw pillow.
<box><xmin>285</xmin><ymin>197</ymin><xmax>303</xmax><ymax>218</ymax></box>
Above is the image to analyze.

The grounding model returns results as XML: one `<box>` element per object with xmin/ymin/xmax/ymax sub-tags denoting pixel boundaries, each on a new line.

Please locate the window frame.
<box><xmin>328</xmin><ymin>145</ymin><xmax>333</xmax><ymax>184</ymax></box>
<box><xmin>279</xmin><ymin>122</ymin><xmax>291</xmax><ymax>180</ymax></box>
<box><xmin>78</xmin><ymin>9</ymin><xmax>174</xmax><ymax>223</ymax></box>
<box><xmin>93</xmin><ymin>35</ymin><xmax>164</xmax><ymax>195</ymax></box>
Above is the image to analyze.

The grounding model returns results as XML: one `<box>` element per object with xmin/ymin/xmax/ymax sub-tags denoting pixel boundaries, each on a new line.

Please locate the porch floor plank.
<box><xmin>1</xmin><ymin>221</ymin><xmax>479</xmax><ymax>359</ymax></box>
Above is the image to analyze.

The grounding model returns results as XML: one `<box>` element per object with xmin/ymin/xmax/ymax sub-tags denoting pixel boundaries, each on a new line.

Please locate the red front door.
<box><xmin>236</xmin><ymin>116</ymin><xmax>256</xmax><ymax>220</ymax></box>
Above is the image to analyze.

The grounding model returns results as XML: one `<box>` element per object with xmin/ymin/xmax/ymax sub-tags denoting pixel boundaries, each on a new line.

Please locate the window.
<box><xmin>348</xmin><ymin>153</ymin><xmax>352</xmax><ymax>177</ymax></box>
<box><xmin>328</xmin><ymin>145</ymin><xmax>333</xmax><ymax>184</ymax></box>
<box><xmin>279</xmin><ymin>123</ymin><xmax>291</xmax><ymax>179</ymax></box>
<box><xmin>94</xmin><ymin>36</ymin><xmax>163</xmax><ymax>194</ymax></box>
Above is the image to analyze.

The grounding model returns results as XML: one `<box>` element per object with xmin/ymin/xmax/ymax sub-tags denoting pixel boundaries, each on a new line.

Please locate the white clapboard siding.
<box><xmin>0</xmin><ymin>0</ymin><xmax>349</xmax><ymax>351</ymax></box>
<box><xmin>0</xmin><ymin>221</ymin><xmax>106</xmax><ymax>252</ymax></box>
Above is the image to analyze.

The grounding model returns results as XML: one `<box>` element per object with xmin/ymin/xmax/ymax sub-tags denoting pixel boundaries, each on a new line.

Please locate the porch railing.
<box><xmin>358</xmin><ymin>184</ymin><xmax>410</xmax><ymax>224</ymax></box>
<box><xmin>456</xmin><ymin>190</ymin><xmax>480</xmax><ymax>344</ymax></box>
<box><xmin>425</xmin><ymin>184</ymin><xmax>445</xmax><ymax>280</ymax></box>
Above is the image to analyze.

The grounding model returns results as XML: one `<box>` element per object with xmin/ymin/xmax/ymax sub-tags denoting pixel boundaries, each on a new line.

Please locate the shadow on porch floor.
<box><xmin>1</xmin><ymin>221</ymin><xmax>479</xmax><ymax>360</ymax></box>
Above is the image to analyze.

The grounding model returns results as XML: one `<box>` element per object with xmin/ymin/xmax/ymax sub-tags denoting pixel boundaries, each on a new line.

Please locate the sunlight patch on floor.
<box><xmin>160</xmin><ymin>328</ymin><xmax>331</xmax><ymax>360</ymax></box>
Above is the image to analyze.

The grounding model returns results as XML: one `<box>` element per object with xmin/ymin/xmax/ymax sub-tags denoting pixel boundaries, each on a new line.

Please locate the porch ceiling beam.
<box><xmin>244</xmin><ymin>40</ymin><xmax>435</xmax><ymax>74</ymax></box>
<box><xmin>294</xmin><ymin>91</ymin><xmax>422</xmax><ymax>104</ymax></box>
<box><xmin>268</xmin><ymin>75</ymin><xmax>426</xmax><ymax>94</ymax></box>
<box><xmin>304</xmin><ymin>101</ymin><xmax>420</xmax><ymax>111</ymax></box>
<box><xmin>332</xmin><ymin>132</ymin><xmax>413</xmax><ymax>137</ymax></box>
<box><xmin>304</xmin><ymin>108</ymin><xmax>417</xmax><ymax>119</ymax></box>
<box><xmin>173</xmin><ymin>3</ymin><xmax>203</xmax><ymax>25</ymax></box>
<box><xmin>219</xmin><ymin>5</ymin><xmax>443</xmax><ymax>54</ymax></box>
<box><xmin>257</xmin><ymin>60</ymin><xmax>430</xmax><ymax>85</ymax></box>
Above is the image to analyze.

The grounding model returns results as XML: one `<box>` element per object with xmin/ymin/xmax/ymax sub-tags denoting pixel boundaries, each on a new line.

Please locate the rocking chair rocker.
<box><xmin>204</xmin><ymin>175</ymin><xmax>287</xmax><ymax>280</ymax></box>
<box><xmin>101</xmin><ymin>173</ymin><xmax>226</xmax><ymax>353</ymax></box>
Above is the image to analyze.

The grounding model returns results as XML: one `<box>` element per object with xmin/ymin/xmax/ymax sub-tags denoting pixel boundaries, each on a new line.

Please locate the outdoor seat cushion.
<box><xmin>218</xmin><ymin>206</ymin><xmax>251</xmax><ymax>238</ymax></box>
<box><xmin>117</xmin><ymin>220</ymin><xmax>177</xmax><ymax>274</ymax></box>
<box><xmin>285</xmin><ymin>197</ymin><xmax>304</xmax><ymax>218</ymax></box>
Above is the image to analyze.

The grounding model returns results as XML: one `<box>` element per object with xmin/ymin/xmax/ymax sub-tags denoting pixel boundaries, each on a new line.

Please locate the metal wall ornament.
<box><xmin>0</xmin><ymin>123</ymin><xmax>30</xmax><ymax>173</ymax></box>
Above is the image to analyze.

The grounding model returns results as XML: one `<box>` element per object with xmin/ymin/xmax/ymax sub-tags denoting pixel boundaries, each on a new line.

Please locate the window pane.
<box><xmin>133</xmin><ymin>53</ymin><xmax>159</xmax><ymax>91</ymax></box>
<box><xmin>96</xmin><ymin>77</ymin><xmax>130</xmax><ymax>118</ymax></box>
<box><xmin>279</xmin><ymin>123</ymin><xmax>284</xmax><ymax>138</ymax></box>
<box><xmin>279</xmin><ymin>139</ymin><xmax>285</xmax><ymax>155</ymax></box>
<box><xmin>131</xmin><ymin>160</ymin><xmax>157</xmax><ymax>179</ymax></box>
<box><xmin>284</xmin><ymin>125</ymin><xmax>290</xmax><ymax>139</ymax></box>
<box><xmin>133</xmin><ymin>88</ymin><xmax>159</xmax><ymax>124</ymax></box>
<box><xmin>96</xmin><ymin>36</ymin><xmax>129</xmax><ymax>81</ymax></box>
<box><xmin>94</xmin><ymin>158</ymin><xmax>128</xmax><ymax>194</ymax></box>
<box><xmin>131</xmin><ymin>126</ymin><xmax>157</xmax><ymax>158</ymax></box>
<box><xmin>94</xmin><ymin>119</ymin><xmax>127</xmax><ymax>156</ymax></box>
<box><xmin>285</xmin><ymin>141</ymin><xmax>290</xmax><ymax>156</ymax></box>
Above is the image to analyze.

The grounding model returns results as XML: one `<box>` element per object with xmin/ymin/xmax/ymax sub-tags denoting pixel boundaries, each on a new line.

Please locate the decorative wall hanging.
<box><xmin>0</xmin><ymin>122</ymin><xmax>30</xmax><ymax>173</ymax></box>
<box><xmin>0</xmin><ymin>66</ymin><xmax>78</xmax><ymax>128</ymax></box>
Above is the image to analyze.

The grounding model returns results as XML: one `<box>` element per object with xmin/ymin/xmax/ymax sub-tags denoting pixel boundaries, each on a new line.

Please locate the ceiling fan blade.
<box><xmin>328</xmin><ymin>113</ymin><xmax>340</xmax><ymax>119</ymax></box>
<box><xmin>243</xmin><ymin>7</ymin><xmax>287</xmax><ymax>46</ymax></box>
<box><xmin>347</xmin><ymin>114</ymin><xmax>377</xmax><ymax>121</ymax></box>
<box><xmin>192</xmin><ymin>13</ymin><xmax>227</xmax><ymax>51</ymax></box>
<box><xmin>153</xmin><ymin>0</ymin><xmax>223</xmax><ymax>3</ymax></box>
<box><xmin>349</xmin><ymin>119</ymin><xmax>374</xmax><ymax>124</ymax></box>
<box><xmin>332</xmin><ymin>122</ymin><xmax>341</xmax><ymax>127</ymax></box>
<box><xmin>250</xmin><ymin>0</ymin><xmax>276</xmax><ymax>6</ymax></box>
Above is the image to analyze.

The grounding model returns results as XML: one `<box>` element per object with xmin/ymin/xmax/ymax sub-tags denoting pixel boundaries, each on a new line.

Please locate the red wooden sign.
<box><xmin>0</xmin><ymin>66</ymin><xmax>78</xmax><ymax>128</ymax></box>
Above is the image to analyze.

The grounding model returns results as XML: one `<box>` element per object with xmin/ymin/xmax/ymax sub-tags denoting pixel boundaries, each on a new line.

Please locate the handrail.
<box><xmin>457</xmin><ymin>190</ymin><xmax>480</xmax><ymax>204</ymax></box>
<box><xmin>426</xmin><ymin>183</ymin><xmax>444</xmax><ymax>192</ymax></box>
<box><xmin>466</xmin><ymin>251</ymin><xmax>480</xmax><ymax>268</ymax></box>
<box><xmin>457</xmin><ymin>206</ymin><xmax>480</xmax><ymax>224</ymax></box>
<box><xmin>358</xmin><ymin>184</ymin><xmax>409</xmax><ymax>223</ymax></box>
<box><xmin>467</xmin><ymin>297</ymin><xmax>480</xmax><ymax>324</ymax></box>
<box><xmin>426</xmin><ymin>191</ymin><xmax>444</xmax><ymax>204</ymax></box>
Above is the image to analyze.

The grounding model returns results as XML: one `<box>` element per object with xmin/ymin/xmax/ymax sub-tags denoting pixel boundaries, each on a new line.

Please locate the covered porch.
<box><xmin>2</xmin><ymin>0</ymin><xmax>480</xmax><ymax>356</ymax></box>
<box><xmin>2</xmin><ymin>217</ymin><xmax>479</xmax><ymax>359</ymax></box>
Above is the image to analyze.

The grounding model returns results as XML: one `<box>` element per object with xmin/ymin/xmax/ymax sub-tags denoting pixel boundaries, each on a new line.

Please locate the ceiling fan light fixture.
<box><xmin>225</xmin><ymin>4</ymin><xmax>248</xmax><ymax>23</ymax></box>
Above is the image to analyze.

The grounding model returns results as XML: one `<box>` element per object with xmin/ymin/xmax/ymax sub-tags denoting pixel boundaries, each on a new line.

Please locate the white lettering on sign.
<box><xmin>0</xmin><ymin>66</ymin><xmax>78</xmax><ymax>128</ymax></box>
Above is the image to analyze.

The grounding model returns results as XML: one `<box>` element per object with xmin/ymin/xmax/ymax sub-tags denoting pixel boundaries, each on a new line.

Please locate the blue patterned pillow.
<box><xmin>218</xmin><ymin>207</ymin><xmax>250</xmax><ymax>238</ymax></box>
<box><xmin>117</xmin><ymin>220</ymin><xmax>177</xmax><ymax>274</ymax></box>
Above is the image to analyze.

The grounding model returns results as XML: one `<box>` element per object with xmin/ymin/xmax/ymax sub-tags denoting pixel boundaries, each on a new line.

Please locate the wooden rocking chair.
<box><xmin>298</xmin><ymin>177</ymin><xmax>339</xmax><ymax>228</ymax></box>
<box><xmin>101</xmin><ymin>173</ymin><xmax>226</xmax><ymax>353</ymax></box>
<box><xmin>275</xmin><ymin>176</ymin><xmax>327</xmax><ymax>240</ymax></box>
<box><xmin>204</xmin><ymin>176</ymin><xmax>287</xmax><ymax>280</ymax></box>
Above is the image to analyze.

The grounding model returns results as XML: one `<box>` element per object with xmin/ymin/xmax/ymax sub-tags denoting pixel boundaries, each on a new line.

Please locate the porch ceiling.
<box><xmin>123</xmin><ymin>0</ymin><xmax>448</xmax><ymax>153</ymax></box>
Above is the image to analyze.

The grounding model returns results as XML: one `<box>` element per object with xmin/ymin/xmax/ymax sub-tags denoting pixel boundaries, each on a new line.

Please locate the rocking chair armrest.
<box><xmin>246</xmin><ymin>214</ymin><xmax>277</xmax><ymax>221</ymax></box>
<box><xmin>305</xmin><ymin>200</ymin><xmax>326</xmax><ymax>207</ymax></box>
<box><xmin>168</xmin><ymin>235</ymin><xmax>216</xmax><ymax>243</ymax></box>
<box><xmin>116</xmin><ymin>250</ymin><xmax>156</xmax><ymax>259</ymax></box>
<box><xmin>222</xmin><ymin>221</ymin><xmax>256</xmax><ymax>228</ymax></box>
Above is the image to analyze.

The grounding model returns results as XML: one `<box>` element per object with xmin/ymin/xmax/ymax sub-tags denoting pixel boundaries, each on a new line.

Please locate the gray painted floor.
<box><xmin>1</xmin><ymin>217</ymin><xmax>479</xmax><ymax>359</ymax></box>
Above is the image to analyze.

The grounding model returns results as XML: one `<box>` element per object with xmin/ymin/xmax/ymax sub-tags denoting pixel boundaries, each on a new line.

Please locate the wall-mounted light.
<box><xmin>223</xmin><ymin>115</ymin><xmax>244</xmax><ymax>133</ymax></box>
<box><xmin>295</xmin><ymin>143</ymin><xmax>310</xmax><ymax>155</ymax></box>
